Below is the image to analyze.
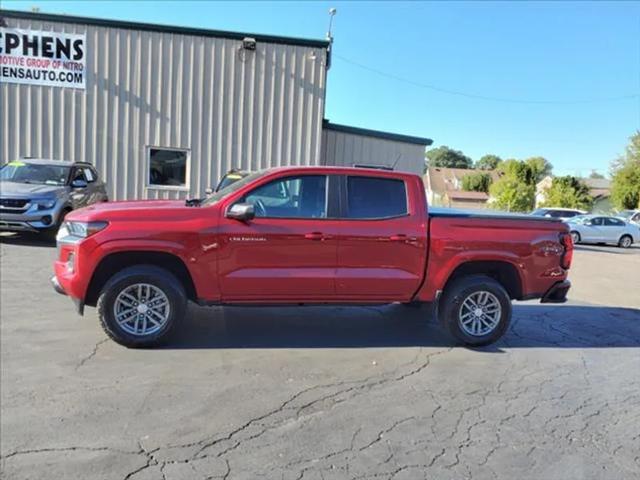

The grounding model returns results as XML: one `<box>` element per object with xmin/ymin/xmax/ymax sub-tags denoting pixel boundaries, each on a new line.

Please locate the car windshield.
<box><xmin>202</xmin><ymin>170</ymin><xmax>269</xmax><ymax>205</ymax></box>
<box><xmin>216</xmin><ymin>173</ymin><xmax>248</xmax><ymax>191</ymax></box>
<box><xmin>567</xmin><ymin>215</ymin><xmax>589</xmax><ymax>224</ymax></box>
<box><xmin>0</xmin><ymin>161</ymin><xmax>70</xmax><ymax>186</ymax></box>
<box><xmin>617</xmin><ymin>210</ymin><xmax>635</xmax><ymax>220</ymax></box>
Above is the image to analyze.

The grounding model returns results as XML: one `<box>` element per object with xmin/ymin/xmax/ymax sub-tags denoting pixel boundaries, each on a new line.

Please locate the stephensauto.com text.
<box><xmin>0</xmin><ymin>66</ymin><xmax>83</xmax><ymax>84</ymax></box>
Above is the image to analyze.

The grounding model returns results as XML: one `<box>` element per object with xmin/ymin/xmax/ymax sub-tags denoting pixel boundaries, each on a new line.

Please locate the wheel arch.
<box><xmin>441</xmin><ymin>260</ymin><xmax>523</xmax><ymax>301</ymax></box>
<box><xmin>85</xmin><ymin>251</ymin><xmax>197</xmax><ymax>307</ymax></box>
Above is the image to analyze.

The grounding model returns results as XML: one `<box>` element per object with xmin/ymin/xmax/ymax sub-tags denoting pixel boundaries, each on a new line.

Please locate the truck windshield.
<box><xmin>0</xmin><ymin>161</ymin><xmax>71</xmax><ymax>186</ymax></box>
<box><xmin>202</xmin><ymin>170</ymin><xmax>269</xmax><ymax>205</ymax></box>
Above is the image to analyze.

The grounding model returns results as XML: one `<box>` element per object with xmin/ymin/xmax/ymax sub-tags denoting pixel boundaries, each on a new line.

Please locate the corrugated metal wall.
<box><xmin>1</xmin><ymin>16</ymin><xmax>327</xmax><ymax>200</ymax></box>
<box><xmin>320</xmin><ymin>128</ymin><xmax>426</xmax><ymax>175</ymax></box>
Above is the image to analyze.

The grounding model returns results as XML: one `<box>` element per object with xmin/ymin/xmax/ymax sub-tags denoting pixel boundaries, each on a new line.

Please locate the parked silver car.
<box><xmin>616</xmin><ymin>209</ymin><xmax>640</xmax><ymax>227</ymax></box>
<box><xmin>566</xmin><ymin>214</ymin><xmax>639</xmax><ymax>248</ymax></box>
<box><xmin>0</xmin><ymin>159</ymin><xmax>108</xmax><ymax>239</ymax></box>
<box><xmin>531</xmin><ymin>207</ymin><xmax>586</xmax><ymax>221</ymax></box>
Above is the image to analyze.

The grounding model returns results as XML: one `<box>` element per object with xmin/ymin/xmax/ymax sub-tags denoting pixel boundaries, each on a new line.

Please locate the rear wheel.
<box><xmin>618</xmin><ymin>235</ymin><xmax>633</xmax><ymax>248</ymax></box>
<box><xmin>439</xmin><ymin>275</ymin><xmax>512</xmax><ymax>347</ymax></box>
<box><xmin>97</xmin><ymin>265</ymin><xmax>186</xmax><ymax>348</ymax></box>
<box><xmin>570</xmin><ymin>231</ymin><xmax>581</xmax><ymax>245</ymax></box>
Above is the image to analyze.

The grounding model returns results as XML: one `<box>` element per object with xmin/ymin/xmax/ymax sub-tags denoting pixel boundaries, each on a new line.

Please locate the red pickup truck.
<box><xmin>52</xmin><ymin>166</ymin><xmax>572</xmax><ymax>348</ymax></box>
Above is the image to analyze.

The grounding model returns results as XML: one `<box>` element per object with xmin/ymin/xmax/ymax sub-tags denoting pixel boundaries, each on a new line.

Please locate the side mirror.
<box><xmin>71</xmin><ymin>178</ymin><xmax>88</xmax><ymax>189</ymax></box>
<box><xmin>585</xmin><ymin>221</ymin><xmax>592</xmax><ymax>226</ymax></box>
<box><xmin>226</xmin><ymin>202</ymin><xmax>255</xmax><ymax>221</ymax></box>
<box><xmin>205</xmin><ymin>187</ymin><xmax>213</xmax><ymax>196</ymax></box>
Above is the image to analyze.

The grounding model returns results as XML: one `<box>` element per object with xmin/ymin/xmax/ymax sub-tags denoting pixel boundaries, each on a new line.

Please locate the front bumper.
<box><xmin>541</xmin><ymin>280</ymin><xmax>571</xmax><ymax>303</ymax></box>
<box><xmin>0</xmin><ymin>205</ymin><xmax>62</xmax><ymax>232</ymax></box>
<box><xmin>51</xmin><ymin>274</ymin><xmax>85</xmax><ymax>315</ymax></box>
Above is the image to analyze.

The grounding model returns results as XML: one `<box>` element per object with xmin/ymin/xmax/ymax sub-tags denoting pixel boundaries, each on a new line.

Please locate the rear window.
<box><xmin>346</xmin><ymin>176</ymin><xmax>407</xmax><ymax>219</ymax></box>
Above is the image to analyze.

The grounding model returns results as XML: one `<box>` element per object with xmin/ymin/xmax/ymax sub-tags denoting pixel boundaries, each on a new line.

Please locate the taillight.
<box><xmin>560</xmin><ymin>233</ymin><xmax>573</xmax><ymax>269</ymax></box>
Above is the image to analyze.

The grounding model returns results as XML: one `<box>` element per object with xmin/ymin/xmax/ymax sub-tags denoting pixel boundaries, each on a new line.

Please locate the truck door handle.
<box><xmin>389</xmin><ymin>234</ymin><xmax>408</xmax><ymax>242</ymax></box>
<box><xmin>304</xmin><ymin>232</ymin><xmax>327</xmax><ymax>241</ymax></box>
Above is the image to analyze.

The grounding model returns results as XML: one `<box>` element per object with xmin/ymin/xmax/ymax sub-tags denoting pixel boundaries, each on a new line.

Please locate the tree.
<box><xmin>588</xmin><ymin>170</ymin><xmax>605</xmax><ymax>179</ymax></box>
<box><xmin>497</xmin><ymin>159</ymin><xmax>536</xmax><ymax>185</ymax></box>
<box><xmin>610</xmin><ymin>131</ymin><xmax>640</xmax><ymax>209</ymax></box>
<box><xmin>475</xmin><ymin>154</ymin><xmax>502</xmax><ymax>170</ymax></box>
<box><xmin>426</xmin><ymin>146</ymin><xmax>473</xmax><ymax>169</ymax></box>
<box><xmin>525</xmin><ymin>157</ymin><xmax>553</xmax><ymax>183</ymax></box>
<box><xmin>541</xmin><ymin>176</ymin><xmax>593</xmax><ymax>210</ymax></box>
<box><xmin>489</xmin><ymin>177</ymin><xmax>535</xmax><ymax>212</ymax></box>
<box><xmin>462</xmin><ymin>172</ymin><xmax>492</xmax><ymax>193</ymax></box>
<box><xmin>490</xmin><ymin>159</ymin><xmax>537</xmax><ymax>212</ymax></box>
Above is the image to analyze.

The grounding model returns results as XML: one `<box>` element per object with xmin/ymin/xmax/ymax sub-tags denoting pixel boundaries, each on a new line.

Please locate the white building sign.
<box><xmin>0</xmin><ymin>28</ymin><xmax>86</xmax><ymax>89</ymax></box>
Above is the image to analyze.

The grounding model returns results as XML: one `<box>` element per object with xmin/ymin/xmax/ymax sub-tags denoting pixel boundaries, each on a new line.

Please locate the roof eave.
<box><xmin>0</xmin><ymin>9</ymin><xmax>330</xmax><ymax>49</ymax></box>
<box><xmin>323</xmin><ymin>121</ymin><xmax>433</xmax><ymax>146</ymax></box>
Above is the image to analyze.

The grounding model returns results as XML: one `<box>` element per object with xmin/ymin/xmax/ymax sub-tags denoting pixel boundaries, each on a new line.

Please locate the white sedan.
<box><xmin>566</xmin><ymin>215</ymin><xmax>640</xmax><ymax>248</ymax></box>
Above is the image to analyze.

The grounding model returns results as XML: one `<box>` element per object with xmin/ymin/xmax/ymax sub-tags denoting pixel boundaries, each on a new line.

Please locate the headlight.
<box><xmin>35</xmin><ymin>199</ymin><xmax>57</xmax><ymax>210</ymax></box>
<box><xmin>64</xmin><ymin>221</ymin><xmax>109</xmax><ymax>239</ymax></box>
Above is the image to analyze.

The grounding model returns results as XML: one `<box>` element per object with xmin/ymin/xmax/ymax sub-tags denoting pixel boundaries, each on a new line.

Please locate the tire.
<box><xmin>570</xmin><ymin>231</ymin><xmax>581</xmax><ymax>245</ymax></box>
<box><xmin>97</xmin><ymin>265</ymin><xmax>187</xmax><ymax>348</ymax></box>
<box><xmin>618</xmin><ymin>235</ymin><xmax>633</xmax><ymax>249</ymax></box>
<box><xmin>439</xmin><ymin>275</ymin><xmax>512</xmax><ymax>347</ymax></box>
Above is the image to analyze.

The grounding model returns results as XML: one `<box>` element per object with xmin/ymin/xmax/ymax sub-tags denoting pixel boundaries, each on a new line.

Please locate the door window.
<box><xmin>604</xmin><ymin>217</ymin><xmax>624</xmax><ymax>226</ymax></box>
<box><xmin>345</xmin><ymin>176</ymin><xmax>407</xmax><ymax>219</ymax></box>
<box><xmin>590</xmin><ymin>217</ymin><xmax>604</xmax><ymax>226</ymax></box>
<box><xmin>72</xmin><ymin>168</ymin><xmax>87</xmax><ymax>182</ymax></box>
<box><xmin>244</xmin><ymin>175</ymin><xmax>327</xmax><ymax>219</ymax></box>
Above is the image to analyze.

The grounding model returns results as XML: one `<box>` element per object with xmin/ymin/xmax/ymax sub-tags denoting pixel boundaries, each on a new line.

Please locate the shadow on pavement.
<box><xmin>168</xmin><ymin>303</ymin><xmax>640</xmax><ymax>350</ymax></box>
<box><xmin>574</xmin><ymin>244</ymin><xmax>640</xmax><ymax>254</ymax></box>
<box><xmin>0</xmin><ymin>232</ymin><xmax>55</xmax><ymax>248</ymax></box>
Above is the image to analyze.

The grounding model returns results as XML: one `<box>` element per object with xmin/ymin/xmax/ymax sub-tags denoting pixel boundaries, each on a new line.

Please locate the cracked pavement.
<box><xmin>1</xmin><ymin>236</ymin><xmax>639</xmax><ymax>479</ymax></box>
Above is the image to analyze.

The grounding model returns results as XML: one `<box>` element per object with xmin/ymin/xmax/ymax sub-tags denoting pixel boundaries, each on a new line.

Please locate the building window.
<box><xmin>148</xmin><ymin>147</ymin><xmax>189</xmax><ymax>188</ymax></box>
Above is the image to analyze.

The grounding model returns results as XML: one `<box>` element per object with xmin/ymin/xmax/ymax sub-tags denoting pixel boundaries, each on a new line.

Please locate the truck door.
<box><xmin>334</xmin><ymin>175</ymin><xmax>427</xmax><ymax>302</ymax></box>
<box><xmin>217</xmin><ymin>174</ymin><xmax>340</xmax><ymax>301</ymax></box>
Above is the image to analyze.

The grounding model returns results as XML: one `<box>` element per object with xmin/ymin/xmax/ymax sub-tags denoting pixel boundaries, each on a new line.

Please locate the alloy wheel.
<box><xmin>458</xmin><ymin>290</ymin><xmax>502</xmax><ymax>337</ymax></box>
<box><xmin>113</xmin><ymin>283</ymin><xmax>170</xmax><ymax>336</ymax></box>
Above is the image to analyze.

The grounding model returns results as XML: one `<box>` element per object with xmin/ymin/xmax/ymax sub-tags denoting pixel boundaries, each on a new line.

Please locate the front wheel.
<box><xmin>97</xmin><ymin>265</ymin><xmax>187</xmax><ymax>348</ymax></box>
<box><xmin>439</xmin><ymin>275</ymin><xmax>512</xmax><ymax>347</ymax></box>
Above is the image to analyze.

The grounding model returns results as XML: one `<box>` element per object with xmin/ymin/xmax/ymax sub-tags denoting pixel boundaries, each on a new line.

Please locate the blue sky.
<box><xmin>4</xmin><ymin>1</ymin><xmax>640</xmax><ymax>176</ymax></box>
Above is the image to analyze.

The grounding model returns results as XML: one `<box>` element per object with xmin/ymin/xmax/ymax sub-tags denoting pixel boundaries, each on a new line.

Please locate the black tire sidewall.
<box><xmin>98</xmin><ymin>266</ymin><xmax>186</xmax><ymax>348</ymax></box>
<box><xmin>441</xmin><ymin>276</ymin><xmax>512</xmax><ymax>347</ymax></box>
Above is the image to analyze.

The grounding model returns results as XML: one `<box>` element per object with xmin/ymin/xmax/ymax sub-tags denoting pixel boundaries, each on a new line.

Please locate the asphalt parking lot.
<box><xmin>1</xmin><ymin>235</ymin><xmax>639</xmax><ymax>480</ymax></box>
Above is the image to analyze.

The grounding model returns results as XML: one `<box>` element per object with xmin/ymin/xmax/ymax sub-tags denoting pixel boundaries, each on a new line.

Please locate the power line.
<box><xmin>333</xmin><ymin>53</ymin><xmax>640</xmax><ymax>105</ymax></box>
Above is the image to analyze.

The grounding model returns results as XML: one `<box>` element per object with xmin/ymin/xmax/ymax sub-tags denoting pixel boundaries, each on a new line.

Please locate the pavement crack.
<box><xmin>75</xmin><ymin>338</ymin><xmax>109</xmax><ymax>370</ymax></box>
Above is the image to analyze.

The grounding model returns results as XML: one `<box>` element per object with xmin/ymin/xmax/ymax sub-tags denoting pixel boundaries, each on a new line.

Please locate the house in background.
<box><xmin>535</xmin><ymin>176</ymin><xmax>612</xmax><ymax>213</ymax></box>
<box><xmin>584</xmin><ymin>178</ymin><xmax>612</xmax><ymax>213</ymax></box>
<box><xmin>424</xmin><ymin>167</ymin><xmax>500</xmax><ymax>209</ymax></box>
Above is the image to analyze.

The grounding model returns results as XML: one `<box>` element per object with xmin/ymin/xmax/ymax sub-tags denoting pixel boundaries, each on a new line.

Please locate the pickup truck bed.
<box><xmin>53</xmin><ymin>166</ymin><xmax>572</xmax><ymax>348</ymax></box>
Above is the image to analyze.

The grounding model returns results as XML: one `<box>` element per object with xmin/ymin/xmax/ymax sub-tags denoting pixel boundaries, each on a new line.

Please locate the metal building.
<box><xmin>321</xmin><ymin>122</ymin><xmax>431</xmax><ymax>174</ymax></box>
<box><xmin>1</xmin><ymin>10</ymin><xmax>431</xmax><ymax>200</ymax></box>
